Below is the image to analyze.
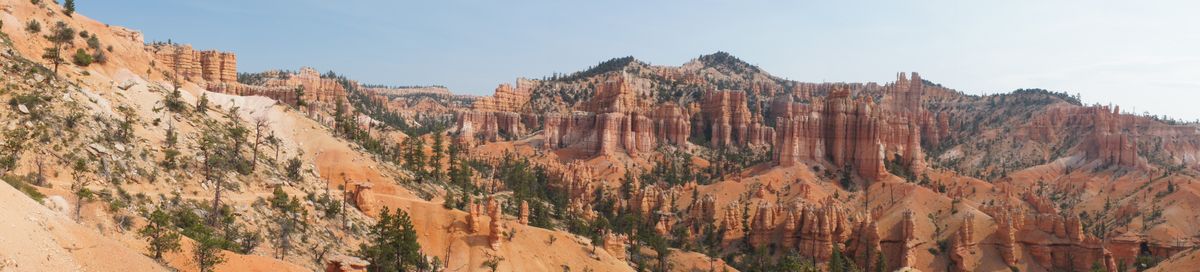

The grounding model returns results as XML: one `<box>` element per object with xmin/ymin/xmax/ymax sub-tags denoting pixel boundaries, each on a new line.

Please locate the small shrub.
<box><xmin>86</xmin><ymin>35</ymin><xmax>100</xmax><ymax>49</ymax></box>
<box><xmin>285</xmin><ymin>157</ymin><xmax>302</xmax><ymax>181</ymax></box>
<box><xmin>25</xmin><ymin>20</ymin><xmax>41</xmax><ymax>34</ymax></box>
<box><xmin>72</xmin><ymin>48</ymin><xmax>93</xmax><ymax>66</ymax></box>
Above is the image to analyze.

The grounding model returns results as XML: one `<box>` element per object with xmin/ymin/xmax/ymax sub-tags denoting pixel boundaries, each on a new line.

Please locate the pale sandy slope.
<box><xmin>0</xmin><ymin>183</ymin><xmax>167</xmax><ymax>272</ymax></box>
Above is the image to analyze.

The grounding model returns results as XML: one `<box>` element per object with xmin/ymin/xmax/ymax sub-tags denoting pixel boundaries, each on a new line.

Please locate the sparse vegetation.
<box><xmin>25</xmin><ymin>20</ymin><xmax>41</xmax><ymax>34</ymax></box>
<box><xmin>885</xmin><ymin>154</ymin><xmax>917</xmax><ymax>182</ymax></box>
<box><xmin>72</xmin><ymin>48</ymin><xmax>93</xmax><ymax>66</ymax></box>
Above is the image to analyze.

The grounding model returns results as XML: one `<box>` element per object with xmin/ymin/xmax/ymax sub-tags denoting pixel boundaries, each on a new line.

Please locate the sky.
<box><xmin>79</xmin><ymin>0</ymin><xmax>1200</xmax><ymax>120</ymax></box>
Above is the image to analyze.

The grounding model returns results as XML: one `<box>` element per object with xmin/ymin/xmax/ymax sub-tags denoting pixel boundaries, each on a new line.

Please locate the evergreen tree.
<box><xmin>63</xmin><ymin>0</ymin><xmax>75</xmax><ymax>16</ymax></box>
<box><xmin>829</xmin><ymin>243</ymin><xmax>845</xmax><ymax>272</ymax></box>
<box><xmin>165</xmin><ymin>79</ymin><xmax>187</xmax><ymax>113</ymax></box>
<box><xmin>839</xmin><ymin>165</ymin><xmax>856</xmax><ymax>191</ymax></box>
<box><xmin>193</xmin><ymin>230</ymin><xmax>227</xmax><ymax>272</ymax></box>
<box><xmin>294</xmin><ymin>85</ymin><xmax>306</xmax><ymax>108</ymax></box>
<box><xmin>400</xmin><ymin>136</ymin><xmax>427</xmax><ymax>179</ymax></box>
<box><xmin>269</xmin><ymin>187</ymin><xmax>306</xmax><ymax>259</ymax></box>
<box><xmin>139</xmin><ymin>208</ymin><xmax>182</xmax><ymax>260</ymax></box>
<box><xmin>43</xmin><ymin>21</ymin><xmax>75</xmax><ymax>74</ymax></box>
<box><xmin>197</xmin><ymin>93</ymin><xmax>209</xmax><ymax>114</ymax></box>
<box><xmin>875</xmin><ymin>250</ymin><xmax>888</xmax><ymax>272</ymax></box>
<box><xmin>357</xmin><ymin>207</ymin><xmax>429</xmax><ymax>272</ymax></box>
<box><xmin>448</xmin><ymin>158</ymin><xmax>474</xmax><ymax>193</ymax></box>
<box><xmin>74</xmin><ymin>187</ymin><xmax>92</xmax><ymax>222</ymax></box>
<box><xmin>776</xmin><ymin>252</ymin><xmax>819</xmax><ymax>272</ymax></box>
<box><xmin>333</xmin><ymin>99</ymin><xmax>347</xmax><ymax>136</ymax></box>
<box><xmin>430</xmin><ymin>133</ymin><xmax>446</xmax><ymax>181</ymax></box>
<box><xmin>197</xmin><ymin>120</ymin><xmax>242</xmax><ymax>226</ymax></box>
<box><xmin>285</xmin><ymin>156</ymin><xmax>303</xmax><ymax>181</ymax></box>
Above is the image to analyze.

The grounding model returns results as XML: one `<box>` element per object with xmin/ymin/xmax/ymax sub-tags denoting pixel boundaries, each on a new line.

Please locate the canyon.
<box><xmin>0</xmin><ymin>1</ymin><xmax>1198</xmax><ymax>272</ymax></box>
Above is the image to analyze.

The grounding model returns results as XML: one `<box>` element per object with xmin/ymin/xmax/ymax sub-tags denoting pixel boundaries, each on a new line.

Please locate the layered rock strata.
<box><xmin>152</xmin><ymin>43</ymin><xmax>237</xmax><ymax>83</ymax></box>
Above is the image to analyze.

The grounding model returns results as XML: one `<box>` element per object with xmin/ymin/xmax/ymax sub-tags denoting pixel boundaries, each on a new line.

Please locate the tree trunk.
<box><xmin>251</xmin><ymin>129</ymin><xmax>261</xmax><ymax>171</ymax></box>
<box><xmin>206</xmin><ymin>148</ymin><xmax>221</xmax><ymax>226</ymax></box>
<box><xmin>75</xmin><ymin>199</ymin><xmax>83</xmax><ymax>222</ymax></box>
<box><xmin>151</xmin><ymin>224</ymin><xmax>163</xmax><ymax>260</ymax></box>
<box><xmin>210</xmin><ymin>177</ymin><xmax>222</xmax><ymax>226</ymax></box>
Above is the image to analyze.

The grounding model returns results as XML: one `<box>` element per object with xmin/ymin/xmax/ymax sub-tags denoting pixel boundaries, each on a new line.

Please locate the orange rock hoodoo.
<box><xmin>541</xmin><ymin>73</ymin><xmax>689</xmax><ymax>155</ymax></box>
<box><xmin>487</xmin><ymin>198</ymin><xmax>504</xmax><ymax>250</ymax></box>
<box><xmin>467</xmin><ymin>201</ymin><xmax>482</xmax><ymax>233</ymax></box>
<box><xmin>699</xmin><ymin>90</ymin><xmax>774</xmax><ymax>148</ymax></box>
<box><xmin>602</xmin><ymin>231</ymin><xmax>631</xmax><ymax>261</ymax></box>
<box><xmin>948</xmin><ymin>213</ymin><xmax>977</xmax><ymax>272</ymax></box>
<box><xmin>446</xmin><ymin>68</ymin><xmax>1200</xmax><ymax>271</ymax></box>
<box><xmin>473</xmin><ymin>79</ymin><xmax>534</xmax><ymax>113</ymax></box>
<box><xmin>725</xmin><ymin>199</ymin><xmax>868</xmax><ymax>265</ymax></box>
<box><xmin>349</xmin><ymin>182</ymin><xmax>375</xmax><ymax>215</ymax></box>
<box><xmin>518</xmin><ymin>200</ymin><xmax>529</xmax><ymax>225</ymax></box>
<box><xmin>899</xmin><ymin>210</ymin><xmax>917</xmax><ymax>269</ymax></box>
<box><xmin>773</xmin><ymin>83</ymin><xmax>926</xmax><ymax>182</ymax></box>
<box><xmin>980</xmin><ymin>202</ymin><xmax>1119</xmax><ymax>272</ymax></box>
<box><xmin>152</xmin><ymin>43</ymin><xmax>237</xmax><ymax>83</ymax></box>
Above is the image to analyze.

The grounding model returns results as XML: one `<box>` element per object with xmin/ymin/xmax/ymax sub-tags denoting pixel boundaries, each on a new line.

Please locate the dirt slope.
<box><xmin>0</xmin><ymin>180</ymin><xmax>166</xmax><ymax>272</ymax></box>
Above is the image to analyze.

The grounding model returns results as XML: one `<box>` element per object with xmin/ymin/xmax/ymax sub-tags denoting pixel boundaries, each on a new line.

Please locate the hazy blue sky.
<box><xmin>79</xmin><ymin>1</ymin><xmax>1199</xmax><ymax>120</ymax></box>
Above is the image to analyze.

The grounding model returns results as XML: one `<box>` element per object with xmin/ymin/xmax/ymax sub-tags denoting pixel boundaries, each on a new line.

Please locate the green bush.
<box><xmin>72</xmin><ymin>48</ymin><xmax>93</xmax><ymax>66</ymax></box>
<box><xmin>25</xmin><ymin>20</ymin><xmax>41</xmax><ymax>34</ymax></box>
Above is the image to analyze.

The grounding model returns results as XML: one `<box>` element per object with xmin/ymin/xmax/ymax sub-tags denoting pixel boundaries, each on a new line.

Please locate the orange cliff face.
<box><xmin>151</xmin><ymin>44</ymin><xmax>355</xmax><ymax>119</ymax></box>
<box><xmin>151</xmin><ymin>43</ymin><xmax>237</xmax><ymax>83</ymax></box>
<box><xmin>461</xmin><ymin>70</ymin><xmax>936</xmax><ymax>185</ymax></box>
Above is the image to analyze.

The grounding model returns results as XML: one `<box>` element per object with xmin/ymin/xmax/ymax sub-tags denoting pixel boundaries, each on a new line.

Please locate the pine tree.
<box><xmin>401</xmin><ymin>136</ymin><xmax>427</xmax><ymax>179</ymax></box>
<box><xmin>430</xmin><ymin>133</ymin><xmax>446</xmax><ymax>181</ymax></box>
<box><xmin>197</xmin><ymin>121</ymin><xmax>237</xmax><ymax>226</ymax></box>
<box><xmin>43</xmin><ymin>21</ymin><xmax>75</xmax><ymax>74</ymax></box>
<box><xmin>63</xmin><ymin>0</ymin><xmax>75</xmax><ymax>16</ymax></box>
<box><xmin>875</xmin><ymin>250</ymin><xmax>888</xmax><ymax>272</ymax></box>
<box><xmin>165</xmin><ymin>78</ymin><xmax>186</xmax><ymax>112</ymax></box>
<box><xmin>197</xmin><ymin>93</ymin><xmax>209</xmax><ymax>114</ymax></box>
<box><xmin>294</xmin><ymin>85</ymin><xmax>306</xmax><ymax>108</ymax></box>
<box><xmin>193</xmin><ymin>230</ymin><xmax>227</xmax><ymax>272</ymax></box>
<box><xmin>139</xmin><ymin>208</ymin><xmax>182</xmax><ymax>260</ymax></box>
<box><xmin>357</xmin><ymin>207</ymin><xmax>428</xmax><ymax>272</ymax></box>
<box><xmin>74</xmin><ymin>187</ymin><xmax>93</xmax><ymax>222</ymax></box>
<box><xmin>333</xmin><ymin>100</ymin><xmax>347</xmax><ymax>136</ymax></box>
<box><xmin>829</xmin><ymin>243</ymin><xmax>845</xmax><ymax>272</ymax></box>
<box><xmin>269</xmin><ymin>187</ymin><xmax>305</xmax><ymax>259</ymax></box>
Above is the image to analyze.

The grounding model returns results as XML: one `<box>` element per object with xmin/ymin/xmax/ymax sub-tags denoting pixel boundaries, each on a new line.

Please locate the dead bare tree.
<box><xmin>251</xmin><ymin>116</ymin><xmax>269</xmax><ymax>171</ymax></box>
<box><xmin>35</xmin><ymin>159</ymin><xmax>47</xmax><ymax>186</ymax></box>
